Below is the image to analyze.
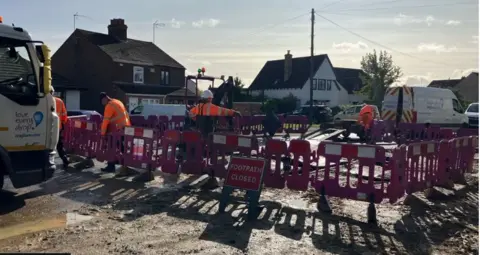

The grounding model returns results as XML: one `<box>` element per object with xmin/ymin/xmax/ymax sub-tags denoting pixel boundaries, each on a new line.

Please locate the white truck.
<box><xmin>0</xmin><ymin>17</ymin><xmax>59</xmax><ymax>190</ymax></box>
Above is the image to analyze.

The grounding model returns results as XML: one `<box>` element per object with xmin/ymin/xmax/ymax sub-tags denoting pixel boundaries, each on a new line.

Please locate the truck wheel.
<box><xmin>462</xmin><ymin>122</ymin><xmax>469</xmax><ymax>128</ymax></box>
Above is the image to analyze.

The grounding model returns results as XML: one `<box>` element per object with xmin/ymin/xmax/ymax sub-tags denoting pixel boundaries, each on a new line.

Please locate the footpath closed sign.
<box><xmin>224</xmin><ymin>156</ymin><xmax>266</xmax><ymax>191</ymax></box>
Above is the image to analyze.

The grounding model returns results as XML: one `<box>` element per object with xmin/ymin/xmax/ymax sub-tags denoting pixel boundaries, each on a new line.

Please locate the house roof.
<box><xmin>75</xmin><ymin>29</ymin><xmax>185</xmax><ymax>69</ymax></box>
<box><xmin>428</xmin><ymin>79</ymin><xmax>461</xmax><ymax>88</ymax></box>
<box><xmin>166</xmin><ymin>87</ymin><xmax>198</xmax><ymax>97</ymax></box>
<box><xmin>114</xmin><ymin>82</ymin><xmax>179</xmax><ymax>95</ymax></box>
<box><xmin>52</xmin><ymin>72</ymin><xmax>86</xmax><ymax>89</ymax></box>
<box><xmin>249</xmin><ymin>54</ymin><xmax>330</xmax><ymax>90</ymax></box>
<box><xmin>333</xmin><ymin>67</ymin><xmax>364</xmax><ymax>94</ymax></box>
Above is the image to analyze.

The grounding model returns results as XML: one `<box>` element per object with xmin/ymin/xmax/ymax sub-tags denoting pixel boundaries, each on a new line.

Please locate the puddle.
<box><xmin>0</xmin><ymin>213</ymin><xmax>93</xmax><ymax>241</ymax></box>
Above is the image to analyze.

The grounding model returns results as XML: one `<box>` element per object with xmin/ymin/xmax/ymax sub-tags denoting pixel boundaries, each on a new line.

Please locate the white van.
<box><xmin>130</xmin><ymin>104</ymin><xmax>187</xmax><ymax>120</ymax></box>
<box><xmin>382</xmin><ymin>86</ymin><xmax>469</xmax><ymax>127</ymax></box>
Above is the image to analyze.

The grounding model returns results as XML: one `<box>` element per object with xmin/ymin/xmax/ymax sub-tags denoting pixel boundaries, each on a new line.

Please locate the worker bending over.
<box><xmin>358</xmin><ymin>104</ymin><xmax>375</xmax><ymax>130</ymax></box>
<box><xmin>99</xmin><ymin>92</ymin><xmax>131</xmax><ymax>172</ymax></box>
<box><xmin>189</xmin><ymin>90</ymin><xmax>241</xmax><ymax>136</ymax></box>
<box><xmin>52</xmin><ymin>87</ymin><xmax>69</xmax><ymax>169</ymax></box>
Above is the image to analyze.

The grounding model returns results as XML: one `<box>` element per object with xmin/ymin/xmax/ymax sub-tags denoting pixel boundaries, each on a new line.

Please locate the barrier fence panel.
<box><xmin>283</xmin><ymin>116</ymin><xmax>308</xmax><ymax>134</ymax></box>
<box><xmin>95</xmin><ymin>131</ymin><xmax>123</xmax><ymax>163</ymax></box>
<box><xmin>239</xmin><ymin>116</ymin><xmax>252</xmax><ymax>135</ymax></box>
<box><xmin>180</xmin><ymin>131</ymin><xmax>206</xmax><ymax>175</ymax></box>
<box><xmin>386</xmin><ymin>145</ymin><xmax>407</xmax><ymax>203</ymax></box>
<box><xmin>285</xmin><ymin>139</ymin><xmax>312</xmax><ymax>191</ymax></box>
<box><xmin>263</xmin><ymin>139</ymin><xmax>288</xmax><ymax>189</ymax></box>
<box><xmin>157</xmin><ymin>130</ymin><xmax>182</xmax><ymax>174</ymax></box>
<box><xmin>457</xmin><ymin>128</ymin><xmax>478</xmax><ymax>138</ymax></box>
<box><xmin>405</xmin><ymin>141</ymin><xmax>438</xmax><ymax>195</ymax></box>
<box><xmin>122</xmin><ymin>127</ymin><xmax>156</xmax><ymax>170</ymax></box>
<box><xmin>207</xmin><ymin>133</ymin><xmax>258</xmax><ymax>178</ymax></box>
<box><xmin>250</xmin><ymin>116</ymin><xmax>265</xmax><ymax>136</ymax></box>
<box><xmin>314</xmin><ymin>142</ymin><xmax>387</xmax><ymax>203</ymax></box>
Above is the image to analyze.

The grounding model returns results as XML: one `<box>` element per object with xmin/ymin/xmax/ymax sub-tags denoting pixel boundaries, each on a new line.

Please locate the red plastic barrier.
<box><xmin>170</xmin><ymin>116</ymin><xmax>185</xmax><ymax>130</ymax></box>
<box><xmin>314</xmin><ymin>142</ymin><xmax>387</xmax><ymax>203</ymax></box>
<box><xmin>285</xmin><ymin>140</ymin><xmax>312</xmax><ymax>191</ymax></box>
<box><xmin>456</xmin><ymin>128</ymin><xmax>478</xmax><ymax>137</ymax></box>
<box><xmin>263</xmin><ymin>139</ymin><xmax>288</xmax><ymax>189</ymax></box>
<box><xmin>405</xmin><ymin>141</ymin><xmax>438</xmax><ymax>194</ymax></box>
<box><xmin>386</xmin><ymin>145</ymin><xmax>407</xmax><ymax>203</ymax></box>
<box><xmin>250</xmin><ymin>116</ymin><xmax>265</xmax><ymax>136</ymax></box>
<box><xmin>438</xmin><ymin>129</ymin><xmax>454</xmax><ymax>140</ymax></box>
<box><xmin>157</xmin><ymin>130</ymin><xmax>181</xmax><ymax>174</ymax></box>
<box><xmin>239</xmin><ymin>116</ymin><xmax>252</xmax><ymax>135</ymax></box>
<box><xmin>122</xmin><ymin>126</ymin><xmax>156</xmax><ymax>169</ymax></box>
<box><xmin>95</xmin><ymin>131</ymin><xmax>123</xmax><ymax>163</ymax></box>
<box><xmin>180</xmin><ymin>131</ymin><xmax>206</xmax><ymax>175</ymax></box>
<box><xmin>207</xmin><ymin>133</ymin><xmax>258</xmax><ymax>178</ymax></box>
<box><xmin>283</xmin><ymin>116</ymin><xmax>308</xmax><ymax>134</ymax></box>
<box><xmin>450</xmin><ymin>136</ymin><xmax>476</xmax><ymax>182</ymax></box>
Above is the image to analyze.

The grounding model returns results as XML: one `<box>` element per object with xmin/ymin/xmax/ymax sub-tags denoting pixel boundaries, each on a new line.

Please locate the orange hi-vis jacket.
<box><xmin>358</xmin><ymin>104</ymin><xmax>375</xmax><ymax>129</ymax></box>
<box><xmin>54</xmin><ymin>97</ymin><xmax>68</xmax><ymax>128</ymax></box>
<box><xmin>101</xmin><ymin>99</ymin><xmax>131</xmax><ymax>135</ymax></box>
<box><xmin>189</xmin><ymin>102</ymin><xmax>235</xmax><ymax>120</ymax></box>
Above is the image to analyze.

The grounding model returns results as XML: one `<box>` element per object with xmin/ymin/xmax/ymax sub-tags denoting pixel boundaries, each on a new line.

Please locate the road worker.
<box><xmin>358</xmin><ymin>104</ymin><xmax>375</xmax><ymax>130</ymax></box>
<box><xmin>99</xmin><ymin>92</ymin><xmax>131</xmax><ymax>172</ymax></box>
<box><xmin>189</xmin><ymin>89</ymin><xmax>241</xmax><ymax>136</ymax></box>
<box><xmin>52</xmin><ymin>87</ymin><xmax>69</xmax><ymax>168</ymax></box>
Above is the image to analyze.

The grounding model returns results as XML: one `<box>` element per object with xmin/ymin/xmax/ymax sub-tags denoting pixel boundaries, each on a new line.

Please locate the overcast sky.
<box><xmin>3</xmin><ymin>0</ymin><xmax>478</xmax><ymax>88</ymax></box>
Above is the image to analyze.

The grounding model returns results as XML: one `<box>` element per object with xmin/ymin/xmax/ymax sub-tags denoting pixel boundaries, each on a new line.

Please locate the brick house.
<box><xmin>428</xmin><ymin>72</ymin><xmax>479</xmax><ymax>103</ymax></box>
<box><xmin>52</xmin><ymin>18</ymin><xmax>196</xmax><ymax>112</ymax></box>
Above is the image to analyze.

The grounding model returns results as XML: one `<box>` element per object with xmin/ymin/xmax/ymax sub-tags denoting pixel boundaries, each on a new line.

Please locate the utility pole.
<box><xmin>309</xmin><ymin>8</ymin><xmax>315</xmax><ymax>124</ymax></box>
<box><xmin>153</xmin><ymin>20</ymin><xmax>166</xmax><ymax>44</ymax></box>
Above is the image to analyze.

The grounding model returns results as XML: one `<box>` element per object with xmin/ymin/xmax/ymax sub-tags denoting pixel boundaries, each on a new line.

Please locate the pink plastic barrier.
<box><xmin>286</xmin><ymin>140</ymin><xmax>312</xmax><ymax>191</ymax></box>
<box><xmin>95</xmin><ymin>131</ymin><xmax>123</xmax><ymax>163</ymax></box>
<box><xmin>239</xmin><ymin>116</ymin><xmax>252</xmax><ymax>135</ymax></box>
<box><xmin>180</xmin><ymin>131</ymin><xmax>206</xmax><ymax>175</ymax></box>
<box><xmin>456</xmin><ymin>128</ymin><xmax>478</xmax><ymax>137</ymax></box>
<box><xmin>449</xmin><ymin>136</ymin><xmax>476</xmax><ymax>182</ymax></box>
<box><xmin>404</xmin><ymin>141</ymin><xmax>438</xmax><ymax>194</ymax></box>
<box><xmin>283</xmin><ymin>116</ymin><xmax>308</xmax><ymax>134</ymax></box>
<box><xmin>314</xmin><ymin>142</ymin><xmax>388</xmax><ymax>203</ymax></box>
<box><xmin>157</xmin><ymin>130</ymin><xmax>181</xmax><ymax>174</ymax></box>
<box><xmin>250</xmin><ymin>116</ymin><xmax>265</xmax><ymax>136</ymax></box>
<box><xmin>207</xmin><ymin>133</ymin><xmax>259</xmax><ymax>178</ymax></box>
<box><xmin>122</xmin><ymin>126</ymin><xmax>156</xmax><ymax>169</ymax></box>
<box><xmin>263</xmin><ymin>139</ymin><xmax>288</xmax><ymax>189</ymax></box>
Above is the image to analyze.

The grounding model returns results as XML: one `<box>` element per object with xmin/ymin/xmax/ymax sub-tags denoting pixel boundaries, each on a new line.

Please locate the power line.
<box><xmin>185</xmin><ymin>12</ymin><xmax>310</xmax><ymax>59</ymax></box>
<box><xmin>314</xmin><ymin>12</ymin><xmax>453</xmax><ymax>67</ymax></box>
<box><xmin>318</xmin><ymin>1</ymin><xmax>476</xmax><ymax>14</ymax></box>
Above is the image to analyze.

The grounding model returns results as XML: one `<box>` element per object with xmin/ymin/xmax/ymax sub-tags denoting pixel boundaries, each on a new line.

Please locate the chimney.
<box><xmin>284</xmin><ymin>50</ymin><xmax>292</xmax><ymax>82</ymax></box>
<box><xmin>108</xmin><ymin>18</ymin><xmax>128</xmax><ymax>41</ymax></box>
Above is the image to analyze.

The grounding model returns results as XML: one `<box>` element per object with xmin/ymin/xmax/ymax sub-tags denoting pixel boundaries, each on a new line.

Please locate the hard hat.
<box><xmin>201</xmin><ymin>90</ymin><xmax>213</xmax><ymax>99</ymax></box>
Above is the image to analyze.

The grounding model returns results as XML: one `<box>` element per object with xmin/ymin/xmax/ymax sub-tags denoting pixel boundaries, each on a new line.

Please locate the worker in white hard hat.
<box><xmin>189</xmin><ymin>90</ymin><xmax>241</xmax><ymax>120</ymax></box>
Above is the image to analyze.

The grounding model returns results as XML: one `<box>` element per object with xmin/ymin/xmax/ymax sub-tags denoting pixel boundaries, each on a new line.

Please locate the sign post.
<box><xmin>218</xmin><ymin>156</ymin><xmax>267</xmax><ymax>221</ymax></box>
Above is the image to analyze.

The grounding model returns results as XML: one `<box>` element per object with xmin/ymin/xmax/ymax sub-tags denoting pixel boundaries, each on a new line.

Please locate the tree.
<box><xmin>358</xmin><ymin>50</ymin><xmax>403</xmax><ymax>109</ymax></box>
<box><xmin>233</xmin><ymin>76</ymin><xmax>245</xmax><ymax>88</ymax></box>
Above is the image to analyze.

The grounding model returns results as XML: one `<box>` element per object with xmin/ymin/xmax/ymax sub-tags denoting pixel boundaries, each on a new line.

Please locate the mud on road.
<box><xmin>0</xmin><ymin>160</ymin><xmax>478</xmax><ymax>255</ymax></box>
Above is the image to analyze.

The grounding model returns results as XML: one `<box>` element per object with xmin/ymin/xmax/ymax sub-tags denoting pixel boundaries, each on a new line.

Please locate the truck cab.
<box><xmin>0</xmin><ymin>18</ymin><xmax>59</xmax><ymax>190</ymax></box>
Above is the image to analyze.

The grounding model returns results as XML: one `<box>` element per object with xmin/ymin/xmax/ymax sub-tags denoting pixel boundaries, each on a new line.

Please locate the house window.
<box><xmin>133</xmin><ymin>66</ymin><xmax>144</xmax><ymax>84</ymax></box>
<box><xmin>319</xmin><ymin>79</ymin><xmax>326</xmax><ymax>90</ymax></box>
<box><xmin>312</xmin><ymin>79</ymin><xmax>317</xmax><ymax>90</ymax></box>
<box><xmin>160</xmin><ymin>70</ymin><xmax>170</xmax><ymax>85</ymax></box>
<box><xmin>326</xmin><ymin>80</ymin><xmax>332</xmax><ymax>91</ymax></box>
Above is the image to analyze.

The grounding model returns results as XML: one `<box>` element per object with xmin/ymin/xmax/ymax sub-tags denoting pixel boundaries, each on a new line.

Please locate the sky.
<box><xmin>2</xmin><ymin>0</ymin><xmax>479</xmax><ymax>88</ymax></box>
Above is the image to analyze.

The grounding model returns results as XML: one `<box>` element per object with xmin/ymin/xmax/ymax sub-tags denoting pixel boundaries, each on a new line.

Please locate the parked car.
<box><xmin>465</xmin><ymin>102</ymin><xmax>478</xmax><ymax>128</ymax></box>
<box><xmin>292</xmin><ymin>105</ymin><xmax>333</xmax><ymax>124</ymax></box>
<box><xmin>67</xmin><ymin>110</ymin><xmax>102</xmax><ymax>120</ymax></box>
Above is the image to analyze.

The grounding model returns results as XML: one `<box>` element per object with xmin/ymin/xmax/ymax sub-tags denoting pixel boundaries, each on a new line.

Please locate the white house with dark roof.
<box><xmin>249</xmin><ymin>51</ymin><xmax>366</xmax><ymax>107</ymax></box>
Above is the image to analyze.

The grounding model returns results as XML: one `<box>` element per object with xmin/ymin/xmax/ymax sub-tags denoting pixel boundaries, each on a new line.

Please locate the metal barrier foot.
<box><xmin>367</xmin><ymin>202</ymin><xmax>377</xmax><ymax>225</ymax></box>
<box><xmin>132</xmin><ymin>170</ymin><xmax>155</xmax><ymax>182</ymax></box>
<box><xmin>115</xmin><ymin>166</ymin><xmax>137</xmax><ymax>177</ymax></box>
<box><xmin>74</xmin><ymin>158</ymin><xmax>95</xmax><ymax>170</ymax></box>
<box><xmin>317</xmin><ymin>194</ymin><xmax>332</xmax><ymax>214</ymax></box>
<box><xmin>201</xmin><ymin>176</ymin><xmax>219</xmax><ymax>190</ymax></box>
